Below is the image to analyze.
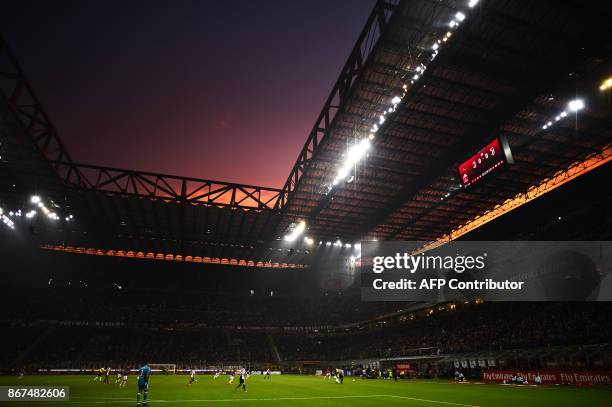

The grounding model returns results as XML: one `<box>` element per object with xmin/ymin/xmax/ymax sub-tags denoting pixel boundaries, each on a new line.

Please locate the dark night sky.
<box><xmin>1</xmin><ymin>0</ymin><xmax>374</xmax><ymax>187</ymax></box>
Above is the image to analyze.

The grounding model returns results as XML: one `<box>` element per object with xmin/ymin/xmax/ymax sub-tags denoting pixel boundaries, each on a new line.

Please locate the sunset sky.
<box><xmin>1</xmin><ymin>0</ymin><xmax>374</xmax><ymax>188</ymax></box>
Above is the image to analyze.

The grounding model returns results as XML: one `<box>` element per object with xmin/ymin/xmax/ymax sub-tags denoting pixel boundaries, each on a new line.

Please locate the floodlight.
<box><xmin>567</xmin><ymin>99</ymin><xmax>584</xmax><ymax>112</ymax></box>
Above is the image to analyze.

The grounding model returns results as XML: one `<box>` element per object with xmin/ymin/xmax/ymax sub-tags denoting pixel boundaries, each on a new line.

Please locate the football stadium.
<box><xmin>1</xmin><ymin>0</ymin><xmax>611</xmax><ymax>406</ymax></box>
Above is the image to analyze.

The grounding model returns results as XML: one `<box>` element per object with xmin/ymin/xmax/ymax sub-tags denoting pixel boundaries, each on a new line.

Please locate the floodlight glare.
<box><xmin>284</xmin><ymin>220</ymin><xmax>306</xmax><ymax>242</ymax></box>
<box><xmin>567</xmin><ymin>99</ymin><xmax>584</xmax><ymax>112</ymax></box>
<box><xmin>346</xmin><ymin>139</ymin><xmax>370</xmax><ymax>165</ymax></box>
<box><xmin>600</xmin><ymin>78</ymin><xmax>612</xmax><ymax>91</ymax></box>
<box><xmin>336</xmin><ymin>162</ymin><xmax>352</xmax><ymax>181</ymax></box>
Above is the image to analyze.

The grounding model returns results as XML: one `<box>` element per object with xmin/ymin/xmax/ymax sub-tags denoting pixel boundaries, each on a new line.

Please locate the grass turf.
<box><xmin>0</xmin><ymin>374</ymin><xmax>610</xmax><ymax>406</ymax></box>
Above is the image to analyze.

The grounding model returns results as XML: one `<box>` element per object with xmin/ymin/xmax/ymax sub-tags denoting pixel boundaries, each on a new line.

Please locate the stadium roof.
<box><xmin>1</xmin><ymin>0</ymin><xmax>611</xmax><ymax>265</ymax></box>
<box><xmin>276</xmin><ymin>0</ymin><xmax>612</xmax><ymax>244</ymax></box>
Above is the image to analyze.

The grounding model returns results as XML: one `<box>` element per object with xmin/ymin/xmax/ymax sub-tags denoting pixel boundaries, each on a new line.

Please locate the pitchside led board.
<box><xmin>458</xmin><ymin>136</ymin><xmax>514</xmax><ymax>187</ymax></box>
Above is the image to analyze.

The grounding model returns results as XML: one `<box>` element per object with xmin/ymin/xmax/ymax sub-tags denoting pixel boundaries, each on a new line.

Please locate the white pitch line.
<box><xmin>54</xmin><ymin>394</ymin><xmax>480</xmax><ymax>406</ymax></box>
<box><xmin>51</xmin><ymin>395</ymin><xmax>389</xmax><ymax>403</ymax></box>
<box><xmin>389</xmin><ymin>395</ymin><xmax>480</xmax><ymax>407</ymax></box>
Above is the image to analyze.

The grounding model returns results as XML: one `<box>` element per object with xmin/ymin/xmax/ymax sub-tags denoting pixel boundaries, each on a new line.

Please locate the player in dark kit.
<box><xmin>235</xmin><ymin>369</ymin><xmax>247</xmax><ymax>392</ymax></box>
<box><xmin>102</xmin><ymin>367</ymin><xmax>110</xmax><ymax>384</ymax></box>
<box><xmin>264</xmin><ymin>368</ymin><xmax>271</xmax><ymax>379</ymax></box>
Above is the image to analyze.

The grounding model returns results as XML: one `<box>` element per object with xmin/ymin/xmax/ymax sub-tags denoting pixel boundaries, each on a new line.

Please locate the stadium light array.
<box><xmin>327</xmin><ymin>85</ymin><xmax>405</xmax><ymax>190</ymax></box>
<box><xmin>1</xmin><ymin>208</ymin><xmax>15</xmax><ymax>230</ymax></box>
<box><xmin>29</xmin><ymin>195</ymin><xmax>74</xmax><ymax>222</ymax></box>
<box><xmin>319</xmin><ymin>0</ymin><xmax>480</xmax><ymax>241</ymax></box>
<box><xmin>542</xmin><ymin>97</ymin><xmax>584</xmax><ymax>130</ymax></box>
<box><xmin>600</xmin><ymin>77</ymin><xmax>612</xmax><ymax>91</ymax></box>
<box><xmin>0</xmin><ymin>195</ymin><xmax>76</xmax><ymax>231</ymax></box>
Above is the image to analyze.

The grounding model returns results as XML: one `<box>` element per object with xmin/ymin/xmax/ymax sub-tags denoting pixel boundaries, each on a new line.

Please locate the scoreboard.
<box><xmin>458</xmin><ymin>137</ymin><xmax>514</xmax><ymax>187</ymax></box>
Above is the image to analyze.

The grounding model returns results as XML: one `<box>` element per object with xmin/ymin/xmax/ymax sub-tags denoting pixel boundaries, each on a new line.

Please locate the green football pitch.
<box><xmin>0</xmin><ymin>374</ymin><xmax>610</xmax><ymax>407</ymax></box>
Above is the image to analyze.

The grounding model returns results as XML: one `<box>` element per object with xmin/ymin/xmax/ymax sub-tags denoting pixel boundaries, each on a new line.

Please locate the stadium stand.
<box><xmin>3</xmin><ymin>300</ymin><xmax>612</xmax><ymax>373</ymax></box>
